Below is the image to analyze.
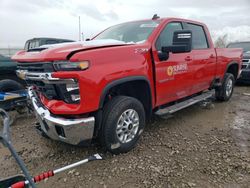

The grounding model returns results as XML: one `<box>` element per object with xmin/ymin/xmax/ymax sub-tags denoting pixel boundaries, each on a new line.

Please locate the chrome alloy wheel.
<box><xmin>116</xmin><ymin>109</ymin><xmax>139</xmax><ymax>143</ymax></box>
<box><xmin>226</xmin><ymin>79</ymin><xmax>233</xmax><ymax>97</ymax></box>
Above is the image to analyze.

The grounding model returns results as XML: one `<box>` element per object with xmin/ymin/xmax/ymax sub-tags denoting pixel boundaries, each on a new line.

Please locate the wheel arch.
<box><xmin>99</xmin><ymin>76</ymin><xmax>153</xmax><ymax>119</ymax></box>
<box><xmin>225</xmin><ymin>61</ymin><xmax>239</xmax><ymax>81</ymax></box>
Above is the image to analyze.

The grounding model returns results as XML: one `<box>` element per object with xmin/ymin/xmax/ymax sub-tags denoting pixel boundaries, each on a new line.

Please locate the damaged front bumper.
<box><xmin>28</xmin><ymin>87</ymin><xmax>95</xmax><ymax>145</ymax></box>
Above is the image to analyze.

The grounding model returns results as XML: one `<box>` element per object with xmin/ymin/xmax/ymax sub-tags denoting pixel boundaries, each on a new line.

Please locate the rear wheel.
<box><xmin>215</xmin><ymin>73</ymin><xmax>235</xmax><ymax>101</ymax></box>
<box><xmin>101</xmin><ymin>96</ymin><xmax>145</xmax><ymax>154</ymax></box>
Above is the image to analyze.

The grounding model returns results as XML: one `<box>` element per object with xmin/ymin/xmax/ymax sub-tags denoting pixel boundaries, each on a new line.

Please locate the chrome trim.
<box><xmin>16</xmin><ymin>70</ymin><xmax>75</xmax><ymax>84</ymax></box>
<box><xmin>242</xmin><ymin>59</ymin><xmax>250</xmax><ymax>63</ymax></box>
<box><xmin>28</xmin><ymin>87</ymin><xmax>95</xmax><ymax>145</ymax></box>
<box><xmin>242</xmin><ymin>59</ymin><xmax>250</xmax><ymax>69</ymax></box>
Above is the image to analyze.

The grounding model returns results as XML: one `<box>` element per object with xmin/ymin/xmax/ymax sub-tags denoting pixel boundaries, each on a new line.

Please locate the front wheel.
<box><xmin>101</xmin><ymin>96</ymin><xmax>145</xmax><ymax>154</ymax></box>
<box><xmin>215</xmin><ymin>73</ymin><xmax>235</xmax><ymax>101</ymax></box>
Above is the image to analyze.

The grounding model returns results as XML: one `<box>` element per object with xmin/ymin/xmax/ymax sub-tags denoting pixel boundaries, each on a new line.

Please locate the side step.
<box><xmin>155</xmin><ymin>90</ymin><xmax>214</xmax><ymax>116</ymax></box>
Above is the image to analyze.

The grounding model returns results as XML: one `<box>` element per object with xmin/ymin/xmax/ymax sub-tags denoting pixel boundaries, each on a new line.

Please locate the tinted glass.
<box><xmin>46</xmin><ymin>40</ymin><xmax>58</xmax><ymax>44</ymax></box>
<box><xmin>155</xmin><ymin>22</ymin><xmax>183</xmax><ymax>51</ymax></box>
<box><xmin>29</xmin><ymin>41</ymin><xmax>39</xmax><ymax>49</ymax></box>
<box><xmin>24</xmin><ymin>42</ymin><xmax>29</xmax><ymax>50</ymax></box>
<box><xmin>187</xmin><ymin>23</ymin><xmax>208</xmax><ymax>49</ymax></box>
<box><xmin>95</xmin><ymin>20</ymin><xmax>160</xmax><ymax>43</ymax></box>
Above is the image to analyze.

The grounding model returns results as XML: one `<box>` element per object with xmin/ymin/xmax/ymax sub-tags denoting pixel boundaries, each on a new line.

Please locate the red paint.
<box><xmin>11</xmin><ymin>181</ymin><xmax>25</xmax><ymax>188</ymax></box>
<box><xmin>12</xmin><ymin>18</ymin><xmax>242</xmax><ymax>115</ymax></box>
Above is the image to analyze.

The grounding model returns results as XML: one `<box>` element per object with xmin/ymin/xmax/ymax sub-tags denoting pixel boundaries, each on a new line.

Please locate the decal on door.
<box><xmin>167</xmin><ymin>66</ymin><xmax>174</xmax><ymax>76</ymax></box>
<box><xmin>166</xmin><ymin>64</ymin><xmax>188</xmax><ymax>76</ymax></box>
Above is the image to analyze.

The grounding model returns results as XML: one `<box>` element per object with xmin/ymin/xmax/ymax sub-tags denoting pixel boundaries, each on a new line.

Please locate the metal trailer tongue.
<box><xmin>0</xmin><ymin>108</ymin><xmax>103</xmax><ymax>188</ymax></box>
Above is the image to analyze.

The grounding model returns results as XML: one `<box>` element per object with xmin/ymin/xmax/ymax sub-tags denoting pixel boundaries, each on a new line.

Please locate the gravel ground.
<box><xmin>1</xmin><ymin>86</ymin><xmax>250</xmax><ymax>188</ymax></box>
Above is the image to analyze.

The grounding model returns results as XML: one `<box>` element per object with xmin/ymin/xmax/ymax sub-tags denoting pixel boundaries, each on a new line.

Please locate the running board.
<box><xmin>155</xmin><ymin>90</ymin><xmax>214</xmax><ymax>116</ymax></box>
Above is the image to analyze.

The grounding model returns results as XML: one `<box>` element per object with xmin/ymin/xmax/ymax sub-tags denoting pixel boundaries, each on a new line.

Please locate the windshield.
<box><xmin>227</xmin><ymin>42</ymin><xmax>250</xmax><ymax>52</ymax></box>
<box><xmin>94</xmin><ymin>20</ymin><xmax>160</xmax><ymax>43</ymax></box>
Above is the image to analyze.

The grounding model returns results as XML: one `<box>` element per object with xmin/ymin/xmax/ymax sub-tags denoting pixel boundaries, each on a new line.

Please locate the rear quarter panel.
<box><xmin>215</xmin><ymin>48</ymin><xmax>243</xmax><ymax>80</ymax></box>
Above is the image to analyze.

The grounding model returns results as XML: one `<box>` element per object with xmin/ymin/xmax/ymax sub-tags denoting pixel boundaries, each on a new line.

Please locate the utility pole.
<box><xmin>79</xmin><ymin>16</ymin><xmax>81</xmax><ymax>41</ymax></box>
<box><xmin>81</xmin><ymin>32</ymin><xmax>84</xmax><ymax>41</ymax></box>
<box><xmin>8</xmin><ymin>45</ymin><xmax>10</xmax><ymax>57</ymax></box>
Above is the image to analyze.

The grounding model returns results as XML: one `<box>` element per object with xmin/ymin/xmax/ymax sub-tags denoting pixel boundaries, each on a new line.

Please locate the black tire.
<box><xmin>215</xmin><ymin>73</ymin><xmax>235</xmax><ymax>101</ymax></box>
<box><xmin>0</xmin><ymin>79</ymin><xmax>24</xmax><ymax>92</ymax></box>
<box><xmin>101</xmin><ymin>96</ymin><xmax>145</xmax><ymax>154</ymax></box>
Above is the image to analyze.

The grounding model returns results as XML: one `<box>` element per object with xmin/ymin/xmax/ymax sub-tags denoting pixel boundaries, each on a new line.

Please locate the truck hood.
<box><xmin>12</xmin><ymin>39</ymin><xmax>134</xmax><ymax>62</ymax></box>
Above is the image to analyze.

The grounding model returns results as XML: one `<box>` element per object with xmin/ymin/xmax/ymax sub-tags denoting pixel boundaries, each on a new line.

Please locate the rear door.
<box><xmin>184</xmin><ymin>23</ymin><xmax>216</xmax><ymax>94</ymax></box>
<box><xmin>153</xmin><ymin>22</ymin><xmax>193</xmax><ymax>106</ymax></box>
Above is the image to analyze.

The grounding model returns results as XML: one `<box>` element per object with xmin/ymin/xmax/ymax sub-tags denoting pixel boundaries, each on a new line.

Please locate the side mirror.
<box><xmin>85</xmin><ymin>38</ymin><xmax>91</xmax><ymax>41</ymax></box>
<box><xmin>162</xmin><ymin>30</ymin><xmax>192</xmax><ymax>54</ymax></box>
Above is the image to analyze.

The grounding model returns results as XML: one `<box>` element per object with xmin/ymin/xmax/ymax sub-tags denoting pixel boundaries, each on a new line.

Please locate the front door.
<box><xmin>153</xmin><ymin>22</ymin><xmax>193</xmax><ymax>106</ymax></box>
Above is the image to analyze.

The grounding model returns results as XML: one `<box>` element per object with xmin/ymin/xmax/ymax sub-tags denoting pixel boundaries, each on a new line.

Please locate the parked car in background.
<box><xmin>227</xmin><ymin>41</ymin><xmax>250</xmax><ymax>83</ymax></box>
<box><xmin>0</xmin><ymin>54</ymin><xmax>24</xmax><ymax>92</ymax></box>
<box><xmin>24</xmin><ymin>37</ymin><xmax>75</xmax><ymax>51</ymax></box>
<box><xmin>0</xmin><ymin>38</ymin><xmax>75</xmax><ymax>92</ymax></box>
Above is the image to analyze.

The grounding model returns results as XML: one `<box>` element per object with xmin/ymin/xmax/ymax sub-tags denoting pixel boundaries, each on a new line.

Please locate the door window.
<box><xmin>186</xmin><ymin>23</ymin><xmax>209</xmax><ymax>49</ymax></box>
<box><xmin>155</xmin><ymin>22</ymin><xmax>183</xmax><ymax>51</ymax></box>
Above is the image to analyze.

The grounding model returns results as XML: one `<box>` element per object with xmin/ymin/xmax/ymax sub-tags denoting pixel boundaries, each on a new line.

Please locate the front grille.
<box><xmin>17</xmin><ymin>62</ymin><xmax>54</xmax><ymax>72</ymax></box>
<box><xmin>28</xmin><ymin>80</ymin><xmax>61</xmax><ymax>100</ymax></box>
<box><xmin>242</xmin><ymin>64</ymin><xmax>247</xmax><ymax>69</ymax></box>
<box><xmin>242</xmin><ymin>59</ymin><xmax>250</xmax><ymax>63</ymax></box>
<box><xmin>242</xmin><ymin>59</ymin><xmax>250</xmax><ymax>70</ymax></box>
<box><xmin>17</xmin><ymin>62</ymin><xmax>60</xmax><ymax>100</ymax></box>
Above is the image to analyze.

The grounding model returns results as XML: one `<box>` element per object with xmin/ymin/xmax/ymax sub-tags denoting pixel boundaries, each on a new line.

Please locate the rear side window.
<box><xmin>155</xmin><ymin>22</ymin><xmax>183</xmax><ymax>51</ymax></box>
<box><xmin>29</xmin><ymin>41</ymin><xmax>39</xmax><ymax>49</ymax></box>
<box><xmin>187</xmin><ymin>23</ymin><xmax>208</xmax><ymax>49</ymax></box>
<box><xmin>46</xmin><ymin>40</ymin><xmax>58</xmax><ymax>45</ymax></box>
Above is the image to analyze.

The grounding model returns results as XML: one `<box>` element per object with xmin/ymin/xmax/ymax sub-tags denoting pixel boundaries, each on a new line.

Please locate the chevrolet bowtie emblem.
<box><xmin>16</xmin><ymin>70</ymin><xmax>27</xmax><ymax>80</ymax></box>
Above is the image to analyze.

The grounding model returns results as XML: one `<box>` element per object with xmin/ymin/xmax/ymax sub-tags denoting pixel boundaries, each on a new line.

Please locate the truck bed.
<box><xmin>215</xmin><ymin>48</ymin><xmax>243</xmax><ymax>79</ymax></box>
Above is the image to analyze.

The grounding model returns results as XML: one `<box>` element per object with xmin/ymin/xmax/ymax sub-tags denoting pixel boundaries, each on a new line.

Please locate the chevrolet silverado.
<box><xmin>13</xmin><ymin>17</ymin><xmax>242</xmax><ymax>154</ymax></box>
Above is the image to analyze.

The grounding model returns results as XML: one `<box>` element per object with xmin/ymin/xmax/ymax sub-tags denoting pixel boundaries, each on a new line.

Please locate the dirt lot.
<box><xmin>1</xmin><ymin>86</ymin><xmax>250</xmax><ymax>188</ymax></box>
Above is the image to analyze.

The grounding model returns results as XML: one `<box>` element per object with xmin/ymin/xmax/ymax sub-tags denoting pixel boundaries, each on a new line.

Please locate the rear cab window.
<box><xmin>186</xmin><ymin>23</ymin><xmax>209</xmax><ymax>49</ymax></box>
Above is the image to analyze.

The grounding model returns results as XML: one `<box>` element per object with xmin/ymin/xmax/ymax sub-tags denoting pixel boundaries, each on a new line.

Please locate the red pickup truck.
<box><xmin>13</xmin><ymin>17</ymin><xmax>242</xmax><ymax>154</ymax></box>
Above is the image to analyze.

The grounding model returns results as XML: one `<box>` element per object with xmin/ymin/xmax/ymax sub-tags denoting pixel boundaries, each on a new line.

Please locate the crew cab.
<box><xmin>12</xmin><ymin>17</ymin><xmax>243</xmax><ymax>154</ymax></box>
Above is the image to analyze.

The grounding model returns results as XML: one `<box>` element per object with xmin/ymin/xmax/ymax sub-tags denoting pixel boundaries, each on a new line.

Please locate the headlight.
<box><xmin>53</xmin><ymin>61</ymin><xmax>89</xmax><ymax>71</ymax></box>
